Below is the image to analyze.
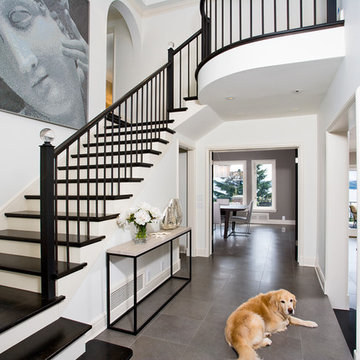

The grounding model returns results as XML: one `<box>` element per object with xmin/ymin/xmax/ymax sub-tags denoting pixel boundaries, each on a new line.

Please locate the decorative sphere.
<box><xmin>40</xmin><ymin>128</ymin><xmax>55</xmax><ymax>143</ymax></box>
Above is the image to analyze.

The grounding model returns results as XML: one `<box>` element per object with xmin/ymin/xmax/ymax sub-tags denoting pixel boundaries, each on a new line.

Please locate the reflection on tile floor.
<box><xmin>96</xmin><ymin>225</ymin><xmax>353</xmax><ymax>359</ymax></box>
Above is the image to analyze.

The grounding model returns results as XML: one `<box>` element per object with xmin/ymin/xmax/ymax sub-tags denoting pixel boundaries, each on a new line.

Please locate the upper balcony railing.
<box><xmin>199</xmin><ymin>0</ymin><xmax>342</xmax><ymax>63</ymax></box>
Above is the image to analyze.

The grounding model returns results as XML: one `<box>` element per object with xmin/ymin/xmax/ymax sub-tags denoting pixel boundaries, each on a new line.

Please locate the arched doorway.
<box><xmin>106</xmin><ymin>1</ymin><xmax>140</xmax><ymax>107</ymax></box>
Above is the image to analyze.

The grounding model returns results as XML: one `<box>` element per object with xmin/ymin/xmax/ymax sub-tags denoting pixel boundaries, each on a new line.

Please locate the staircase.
<box><xmin>0</xmin><ymin>0</ymin><xmax>341</xmax><ymax>358</ymax></box>
<box><xmin>0</xmin><ymin>112</ymin><xmax>175</xmax><ymax>357</ymax></box>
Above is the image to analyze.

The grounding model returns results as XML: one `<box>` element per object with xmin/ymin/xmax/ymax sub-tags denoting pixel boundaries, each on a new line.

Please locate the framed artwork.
<box><xmin>0</xmin><ymin>0</ymin><xmax>89</xmax><ymax>129</ymax></box>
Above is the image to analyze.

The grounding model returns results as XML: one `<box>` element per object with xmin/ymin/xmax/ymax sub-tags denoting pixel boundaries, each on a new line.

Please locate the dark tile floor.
<box><xmin>97</xmin><ymin>225</ymin><xmax>353</xmax><ymax>359</ymax></box>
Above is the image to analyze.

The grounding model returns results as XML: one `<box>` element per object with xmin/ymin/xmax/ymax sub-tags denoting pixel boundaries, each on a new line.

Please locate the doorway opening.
<box><xmin>210</xmin><ymin>148</ymin><xmax>298</xmax><ymax>259</ymax></box>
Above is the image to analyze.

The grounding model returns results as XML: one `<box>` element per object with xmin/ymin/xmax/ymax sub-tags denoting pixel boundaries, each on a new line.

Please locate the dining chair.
<box><xmin>213</xmin><ymin>201</ymin><xmax>224</xmax><ymax>233</ymax></box>
<box><xmin>227</xmin><ymin>200</ymin><xmax>254</xmax><ymax>237</ymax></box>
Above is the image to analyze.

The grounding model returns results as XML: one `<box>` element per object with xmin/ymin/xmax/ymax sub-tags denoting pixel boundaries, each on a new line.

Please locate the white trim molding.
<box><xmin>251</xmin><ymin>159</ymin><xmax>277</xmax><ymax>212</ymax></box>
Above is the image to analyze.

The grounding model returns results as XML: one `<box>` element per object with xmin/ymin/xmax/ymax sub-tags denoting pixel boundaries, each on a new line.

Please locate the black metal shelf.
<box><xmin>106</xmin><ymin>227</ymin><xmax>192</xmax><ymax>335</ymax></box>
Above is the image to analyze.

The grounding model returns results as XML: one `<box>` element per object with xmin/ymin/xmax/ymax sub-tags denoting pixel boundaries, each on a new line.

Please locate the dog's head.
<box><xmin>270</xmin><ymin>289</ymin><xmax>297</xmax><ymax>317</ymax></box>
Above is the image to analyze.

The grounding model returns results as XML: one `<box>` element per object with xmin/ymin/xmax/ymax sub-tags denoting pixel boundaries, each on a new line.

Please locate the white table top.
<box><xmin>107</xmin><ymin>226</ymin><xmax>191</xmax><ymax>257</ymax></box>
<box><xmin>220</xmin><ymin>204</ymin><xmax>247</xmax><ymax>211</ymax></box>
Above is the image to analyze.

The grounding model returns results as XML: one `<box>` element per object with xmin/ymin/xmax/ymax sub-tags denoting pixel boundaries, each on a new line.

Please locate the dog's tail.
<box><xmin>232</xmin><ymin>338</ymin><xmax>261</xmax><ymax>360</ymax></box>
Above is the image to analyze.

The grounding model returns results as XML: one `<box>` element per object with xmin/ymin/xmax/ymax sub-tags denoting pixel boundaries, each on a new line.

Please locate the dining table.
<box><xmin>220</xmin><ymin>204</ymin><xmax>248</xmax><ymax>238</ymax></box>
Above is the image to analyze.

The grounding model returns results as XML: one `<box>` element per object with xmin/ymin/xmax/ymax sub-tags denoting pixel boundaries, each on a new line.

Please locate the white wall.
<box><xmin>317</xmin><ymin>0</ymin><xmax>360</xmax><ymax>287</ymax></box>
<box><xmin>0</xmin><ymin>114</ymin><xmax>75</xmax><ymax>208</ymax></box>
<box><xmin>194</xmin><ymin>114</ymin><xmax>317</xmax><ymax>264</ymax></box>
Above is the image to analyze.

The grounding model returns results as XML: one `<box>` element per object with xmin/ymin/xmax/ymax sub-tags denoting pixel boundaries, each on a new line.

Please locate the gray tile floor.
<box><xmin>97</xmin><ymin>225</ymin><xmax>353</xmax><ymax>359</ymax></box>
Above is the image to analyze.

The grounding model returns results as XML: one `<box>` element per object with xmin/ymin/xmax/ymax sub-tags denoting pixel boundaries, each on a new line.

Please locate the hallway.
<box><xmin>96</xmin><ymin>225</ymin><xmax>353</xmax><ymax>359</ymax></box>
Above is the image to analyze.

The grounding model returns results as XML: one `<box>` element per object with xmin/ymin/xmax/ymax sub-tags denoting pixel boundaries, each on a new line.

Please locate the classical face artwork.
<box><xmin>0</xmin><ymin>0</ymin><xmax>89</xmax><ymax>129</ymax></box>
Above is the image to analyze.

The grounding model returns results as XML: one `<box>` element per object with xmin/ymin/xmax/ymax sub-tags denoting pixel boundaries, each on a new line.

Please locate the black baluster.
<box><xmin>167</xmin><ymin>47</ymin><xmax>174</xmax><ymax>112</ymax></box>
<box><xmin>327</xmin><ymin>0</ymin><xmax>337</xmax><ymax>23</ymax></box>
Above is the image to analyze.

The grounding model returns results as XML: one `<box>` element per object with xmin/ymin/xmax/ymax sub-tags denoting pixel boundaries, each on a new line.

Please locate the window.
<box><xmin>213</xmin><ymin>161</ymin><xmax>247</xmax><ymax>204</ymax></box>
<box><xmin>252</xmin><ymin>160</ymin><xmax>276</xmax><ymax>211</ymax></box>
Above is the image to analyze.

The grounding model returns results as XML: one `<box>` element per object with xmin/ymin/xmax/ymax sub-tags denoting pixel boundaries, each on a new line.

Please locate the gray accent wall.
<box><xmin>213</xmin><ymin>149</ymin><xmax>297</xmax><ymax>220</ymax></box>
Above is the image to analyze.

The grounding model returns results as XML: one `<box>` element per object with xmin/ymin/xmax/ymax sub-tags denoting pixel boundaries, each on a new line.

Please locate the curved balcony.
<box><xmin>197</xmin><ymin>0</ymin><xmax>345</xmax><ymax>119</ymax></box>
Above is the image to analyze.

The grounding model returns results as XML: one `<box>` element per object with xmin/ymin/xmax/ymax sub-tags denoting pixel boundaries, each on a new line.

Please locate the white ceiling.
<box><xmin>199</xmin><ymin>58</ymin><xmax>343</xmax><ymax>120</ymax></box>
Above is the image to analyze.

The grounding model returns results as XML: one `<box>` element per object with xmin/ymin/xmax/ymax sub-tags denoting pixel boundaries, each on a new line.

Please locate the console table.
<box><xmin>106</xmin><ymin>226</ymin><xmax>191</xmax><ymax>335</ymax></box>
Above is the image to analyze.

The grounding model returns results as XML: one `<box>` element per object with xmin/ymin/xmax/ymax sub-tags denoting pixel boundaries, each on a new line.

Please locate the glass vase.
<box><xmin>134</xmin><ymin>224</ymin><xmax>147</xmax><ymax>244</ymax></box>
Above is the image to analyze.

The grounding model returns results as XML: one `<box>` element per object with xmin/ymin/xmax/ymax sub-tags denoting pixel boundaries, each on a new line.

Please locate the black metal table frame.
<box><xmin>106</xmin><ymin>228</ymin><xmax>192</xmax><ymax>335</ymax></box>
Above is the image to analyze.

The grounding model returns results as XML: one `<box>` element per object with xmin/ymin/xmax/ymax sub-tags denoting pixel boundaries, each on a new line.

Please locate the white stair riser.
<box><xmin>0</xmin><ymin>301</ymin><xmax>62</xmax><ymax>353</ymax></box>
<box><xmin>0</xmin><ymin>240</ymin><xmax>82</xmax><ymax>262</ymax></box>
<box><xmin>78</xmin><ymin>141</ymin><xmax>166</xmax><ymax>154</ymax></box>
<box><xmin>56</xmin><ymin>166</ymin><xmax>148</xmax><ymax>180</ymax></box>
<box><xmin>50</xmin><ymin>180</ymin><xmax>143</xmax><ymax>196</ymax></box>
<box><xmin>25</xmin><ymin>198</ymin><xmax>133</xmax><ymax>214</ymax></box>
<box><xmin>0</xmin><ymin>271</ymin><xmax>40</xmax><ymax>293</ymax></box>
<box><xmin>60</xmin><ymin>152</ymin><xmax>158</xmax><ymax>167</ymax></box>
<box><xmin>5</xmin><ymin>217</ymin><xmax>101</xmax><ymax>234</ymax></box>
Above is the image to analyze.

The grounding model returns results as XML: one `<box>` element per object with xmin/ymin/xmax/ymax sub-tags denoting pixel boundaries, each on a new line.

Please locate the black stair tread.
<box><xmin>5</xmin><ymin>210</ymin><xmax>119</xmax><ymax>222</ymax></box>
<box><xmin>183</xmin><ymin>96</ymin><xmax>198</xmax><ymax>101</ymax></box>
<box><xmin>78</xmin><ymin>339</ymin><xmax>133</xmax><ymax>360</ymax></box>
<box><xmin>56</xmin><ymin>177</ymin><xmax>143</xmax><ymax>184</ymax></box>
<box><xmin>0</xmin><ymin>285</ymin><xmax>65</xmax><ymax>334</ymax></box>
<box><xmin>25</xmin><ymin>194</ymin><xmax>134</xmax><ymax>200</ymax></box>
<box><xmin>83</xmin><ymin>138</ymin><xmax>169</xmax><ymax>147</ymax></box>
<box><xmin>97</xmin><ymin>127</ymin><xmax>175</xmax><ymax>137</ymax></box>
<box><xmin>0</xmin><ymin>253</ymin><xmax>87</xmax><ymax>278</ymax></box>
<box><xmin>0</xmin><ymin>317</ymin><xmax>91</xmax><ymax>360</ymax></box>
<box><xmin>0</xmin><ymin>229</ymin><xmax>105</xmax><ymax>248</ymax></box>
<box><xmin>168</xmin><ymin>107</ymin><xmax>188</xmax><ymax>112</ymax></box>
<box><xmin>72</xmin><ymin>149</ymin><xmax>161</xmax><ymax>158</ymax></box>
<box><xmin>57</xmin><ymin>162</ymin><xmax>153</xmax><ymax>170</ymax></box>
<box><xmin>105</xmin><ymin>113</ymin><xmax>174</xmax><ymax>126</ymax></box>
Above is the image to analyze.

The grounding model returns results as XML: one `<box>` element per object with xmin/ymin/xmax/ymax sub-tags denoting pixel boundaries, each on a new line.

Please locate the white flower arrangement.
<box><xmin>117</xmin><ymin>202</ymin><xmax>162</xmax><ymax>240</ymax></box>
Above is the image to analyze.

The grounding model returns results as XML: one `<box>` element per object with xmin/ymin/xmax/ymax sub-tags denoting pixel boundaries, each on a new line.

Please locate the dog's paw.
<box><xmin>263</xmin><ymin>338</ymin><xmax>272</xmax><ymax>346</ymax></box>
<box><xmin>306</xmin><ymin>321</ymin><xmax>318</xmax><ymax>328</ymax></box>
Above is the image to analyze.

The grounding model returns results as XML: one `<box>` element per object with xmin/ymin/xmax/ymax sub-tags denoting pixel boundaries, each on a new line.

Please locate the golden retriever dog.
<box><xmin>225</xmin><ymin>289</ymin><xmax>318</xmax><ymax>360</ymax></box>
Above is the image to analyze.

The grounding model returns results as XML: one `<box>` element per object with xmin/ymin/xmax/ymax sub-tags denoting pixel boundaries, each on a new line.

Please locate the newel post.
<box><xmin>167</xmin><ymin>46</ymin><xmax>175</xmax><ymax>113</ymax></box>
<box><xmin>40</xmin><ymin>128</ymin><xmax>56</xmax><ymax>300</ymax></box>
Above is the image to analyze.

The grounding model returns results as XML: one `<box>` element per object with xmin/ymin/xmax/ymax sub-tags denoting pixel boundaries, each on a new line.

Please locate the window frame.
<box><xmin>213</xmin><ymin>160</ymin><xmax>247</xmax><ymax>204</ymax></box>
<box><xmin>251</xmin><ymin>159</ymin><xmax>277</xmax><ymax>212</ymax></box>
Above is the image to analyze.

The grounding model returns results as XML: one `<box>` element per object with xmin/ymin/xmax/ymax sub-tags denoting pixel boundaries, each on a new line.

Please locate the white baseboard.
<box><xmin>298</xmin><ymin>256</ymin><xmax>316</xmax><ymax>267</ymax></box>
<box><xmin>315</xmin><ymin>264</ymin><xmax>325</xmax><ymax>291</ymax></box>
<box><xmin>251</xmin><ymin>219</ymin><xmax>296</xmax><ymax>225</ymax></box>
<box><xmin>194</xmin><ymin>248</ymin><xmax>208</xmax><ymax>257</ymax></box>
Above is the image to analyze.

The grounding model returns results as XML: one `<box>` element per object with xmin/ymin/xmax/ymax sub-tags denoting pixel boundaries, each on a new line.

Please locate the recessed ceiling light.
<box><xmin>225</xmin><ymin>97</ymin><xmax>235</xmax><ymax>100</ymax></box>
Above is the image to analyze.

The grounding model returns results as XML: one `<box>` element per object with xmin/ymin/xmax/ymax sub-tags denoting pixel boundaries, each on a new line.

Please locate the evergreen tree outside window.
<box><xmin>213</xmin><ymin>161</ymin><xmax>247</xmax><ymax>204</ymax></box>
<box><xmin>252</xmin><ymin>160</ymin><xmax>276</xmax><ymax>211</ymax></box>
